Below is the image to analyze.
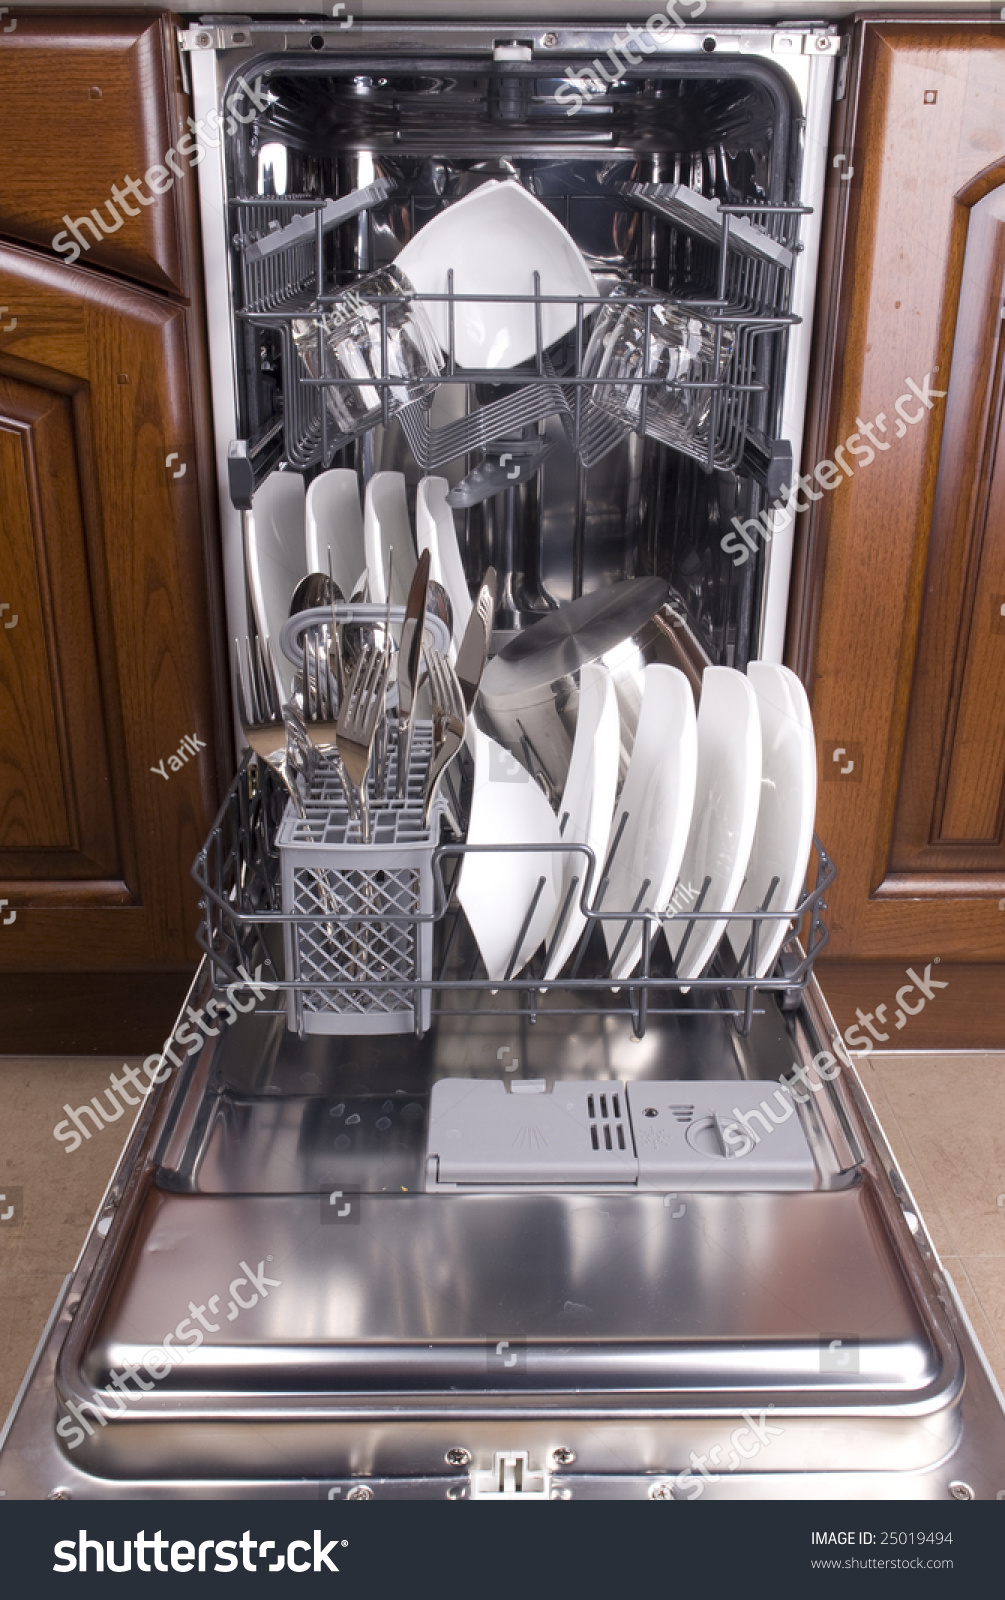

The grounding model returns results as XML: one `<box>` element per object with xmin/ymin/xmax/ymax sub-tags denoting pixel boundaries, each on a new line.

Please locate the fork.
<box><xmin>235</xmin><ymin>636</ymin><xmax>349</xmax><ymax>960</ymax></box>
<box><xmin>336</xmin><ymin>642</ymin><xmax>389</xmax><ymax>843</ymax></box>
<box><xmin>423</xmin><ymin>646</ymin><xmax>466</xmax><ymax>827</ymax></box>
<box><xmin>235</xmin><ymin>636</ymin><xmax>309</xmax><ymax>815</ymax></box>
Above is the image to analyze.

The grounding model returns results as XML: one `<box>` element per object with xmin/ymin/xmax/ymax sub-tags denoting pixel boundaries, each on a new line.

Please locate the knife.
<box><xmin>455</xmin><ymin>566</ymin><xmax>497</xmax><ymax>717</ymax></box>
<box><xmin>395</xmin><ymin>548</ymin><xmax>431</xmax><ymax>798</ymax></box>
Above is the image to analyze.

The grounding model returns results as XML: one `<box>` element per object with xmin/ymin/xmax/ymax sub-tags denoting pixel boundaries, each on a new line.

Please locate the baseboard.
<box><xmin>0</xmin><ymin>970</ymin><xmax>197</xmax><ymax>1056</ymax></box>
<box><xmin>816</xmin><ymin>961</ymin><xmax>1005</xmax><ymax>1052</ymax></box>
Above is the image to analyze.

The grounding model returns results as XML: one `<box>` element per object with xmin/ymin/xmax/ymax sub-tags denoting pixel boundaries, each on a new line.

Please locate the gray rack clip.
<box><xmin>241</xmin><ymin>178</ymin><xmax>395</xmax><ymax>265</ymax></box>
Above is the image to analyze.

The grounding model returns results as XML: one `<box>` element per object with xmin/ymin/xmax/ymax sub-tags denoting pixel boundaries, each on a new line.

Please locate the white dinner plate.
<box><xmin>601</xmin><ymin>664</ymin><xmax>698</xmax><ymax>982</ymax></box>
<box><xmin>395</xmin><ymin>179</ymin><xmax>598</xmax><ymax>370</ymax></box>
<box><xmin>664</xmin><ymin>666</ymin><xmax>762</xmax><ymax>984</ymax></box>
<box><xmin>305</xmin><ymin>469</ymin><xmax>365</xmax><ymax>597</ymax></box>
<box><xmin>416</xmin><ymin>476</ymin><xmax>471</xmax><ymax>654</ymax></box>
<box><xmin>364</xmin><ymin>472</ymin><xmax>417</xmax><ymax>606</ymax></box>
<box><xmin>245</xmin><ymin>470</ymin><xmax>307</xmax><ymax>700</ymax></box>
<box><xmin>544</xmin><ymin>663</ymin><xmax>620</xmax><ymax>981</ymax></box>
<box><xmin>457</xmin><ymin>730</ymin><xmax>561</xmax><ymax>983</ymax></box>
<box><xmin>726</xmin><ymin>662</ymin><xmax>817</xmax><ymax>978</ymax></box>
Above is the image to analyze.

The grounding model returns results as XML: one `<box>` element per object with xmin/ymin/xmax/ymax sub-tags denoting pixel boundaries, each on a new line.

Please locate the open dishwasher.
<box><xmin>3</xmin><ymin>16</ymin><xmax>1005</xmax><ymax>1501</ymax></box>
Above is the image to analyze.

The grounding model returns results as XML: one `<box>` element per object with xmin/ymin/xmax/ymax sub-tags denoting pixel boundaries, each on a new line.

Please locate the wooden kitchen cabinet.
<box><xmin>0</xmin><ymin>14</ymin><xmax>228</xmax><ymax>1050</ymax></box>
<box><xmin>0</xmin><ymin>13</ymin><xmax>198</xmax><ymax>295</ymax></box>
<box><xmin>790</xmin><ymin>20</ymin><xmax>1005</xmax><ymax>1044</ymax></box>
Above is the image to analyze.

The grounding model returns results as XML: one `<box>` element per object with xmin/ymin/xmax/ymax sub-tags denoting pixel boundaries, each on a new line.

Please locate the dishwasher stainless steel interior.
<box><xmin>4</xmin><ymin>16</ymin><xmax>1005</xmax><ymax>1502</ymax></box>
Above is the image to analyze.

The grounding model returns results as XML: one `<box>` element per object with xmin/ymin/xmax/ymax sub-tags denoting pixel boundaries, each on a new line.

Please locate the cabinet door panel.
<box><xmin>893</xmin><ymin>180</ymin><xmax>1005</xmax><ymax>859</ymax></box>
<box><xmin>791</xmin><ymin>23</ymin><xmax>1005</xmax><ymax>967</ymax></box>
<box><xmin>0</xmin><ymin>15</ymin><xmax>193</xmax><ymax>296</ymax></box>
<box><xmin>0</xmin><ymin>374</ymin><xmax>121</xmax><ymax>879</ymax></box>
<box><xmin>0</xmin><ymin>244</ymin><xmax>223</xmax><ymax>967</ymax></box>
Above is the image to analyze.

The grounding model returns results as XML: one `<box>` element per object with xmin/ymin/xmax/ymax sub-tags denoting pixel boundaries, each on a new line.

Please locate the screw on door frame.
<box><xmin>445</xmin><ymin>1447</ymin><xmax>471</xmax><ymax>1467</ymax></box>
<box><xmin>552</xmin><ymin>1447</ymin><xmax>575</xmax><ymax>1466</ymax></box>
<box><xmin>649</xmin><ymin>1481</ymin><xmax>674</xmax><ymax>1500</ymax></box>
<box><xmin>346</xmin><ymin>1484</ymin><xmax>373</xmax><ymax>1500</ymax></box>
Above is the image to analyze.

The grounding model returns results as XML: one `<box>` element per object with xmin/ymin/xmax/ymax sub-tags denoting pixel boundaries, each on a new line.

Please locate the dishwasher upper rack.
<box><xmin>230</xmin><ymin>191</ymin><xmax>804</xmax><ymax>486</ymax></box>
<box><xmin>193</xmin><ymin>755</ymin><xmax>835</xmax><ymax>1041</ymax></box>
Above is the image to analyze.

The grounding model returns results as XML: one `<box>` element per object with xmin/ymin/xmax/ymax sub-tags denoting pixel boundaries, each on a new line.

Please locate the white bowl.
<box><xmin>457</xmin><ymin>730</ymin><xmax>561</xmax><ymax>983</ymax></box>
<box><xmin>664</xmin><ymin>667</ymin><xmax>762</xmax><ymax>984</ymax></box>
<box><xmin>245</xmin><ymin>471</ymin><xmax>307</xmax><ymax>701</ymax></box>
<box><xmin>544</xmin><ymin>663</ymin><xmax>620</xmax><ymax>981</ymax></box>
<box><xmin>727</xmin><ymin>662</ymin><xmax>817</xmax><ymax>979</ymax></box>
<box><xmin>601</xmin><ymin>664</ymin><xmax>698</xmax><ymax>982</ymax></box>
<box><xmin>395</xmin><ymin>179</ymin><xmax>598</xmax><ymax>371</ymax></box>
<box><xmin>416</xmin><ymin>476</ymin><xmax>471</xmax><ymax>654</ymax></box>
<box><xmin>305</xmin><ymin>468</ymin><xmax>364</xmax><ymax>598</ymax></box>
<box><xmin>364</xmin><ymin>472</ymin><xmax>416</xmax><ymax>607</ymax></box>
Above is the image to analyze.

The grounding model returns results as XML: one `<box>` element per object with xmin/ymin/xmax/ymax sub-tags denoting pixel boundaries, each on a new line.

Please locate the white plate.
<box><xmin>544</xmin><ymin>663</ymin><xmax>620</xmax><ymax>981</ymax></box>
<box><xmin>245</xmin><ymin>471</ymin><xmax>307</xmax><ymax>700</ymax></box>
<box><xmin>664</xmin><ymin>667</ymin><xmax>762</xmax><ymax>983</ymax></box>
<box><xmin>364</xmin><ymin>472</ymin><xmax>417</xmax><ymax>606</ymax></box>
<box><xmin>416</xmin><ymin>475</ymin><xmax>471</xmax><ymax>654</ymax></box>
<box><xmin>601</xmin><ymin>665</ymin><xmax>697</xmax><ymax>982</ymax></box>
<box><xmin>457</xmin><ymin>730</ymin><xmax>561</xmax><ymax>983</ymax></box>
<box><xmin>395</xmin><ymin>179</ymin><xmax>598</xmax><ymax>370</ymax></box>
<box><xmin>305</xmin><ymin>469</ymin><xmax>365</xmax><ymax>597</ymax></box>
<box><xmin>726</xmin><ymin>662</ymin><xmax>817</xmax><ymax>978</ymax></box>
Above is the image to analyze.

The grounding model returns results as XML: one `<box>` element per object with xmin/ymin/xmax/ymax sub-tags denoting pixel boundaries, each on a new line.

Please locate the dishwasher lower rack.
<box><xmin>192</xmin><ymin>754</ymin><xmax>834</xmax><ymax>1039</ymax></box>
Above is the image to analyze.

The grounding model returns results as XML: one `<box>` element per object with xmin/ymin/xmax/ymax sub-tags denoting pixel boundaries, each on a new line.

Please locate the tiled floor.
<box><xmin>0</xmin><ymin>1057</ymin><xmax>142</xmax><ymax>1423</ymax></box>
<box><xmin>1</xmin><ymin>1051</ymin><xmax>1004</xmax><ymax>1429</ymax></box>
<box><xmin>857</xmin><ymin>1050</ymin><xmax>1005</xmax><ymax>1391</ymax></box>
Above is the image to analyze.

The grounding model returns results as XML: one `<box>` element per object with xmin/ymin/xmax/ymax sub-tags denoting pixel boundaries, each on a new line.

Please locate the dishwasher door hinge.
<box><xmin>471</xmin><ymin>1451</ymin><xmax>552</xmax><ymax>1499</ymax></box>
<box><xmin>179</xmin><ymin>19</ymin><xmax>254</xmax><ymax>53</ymax></box>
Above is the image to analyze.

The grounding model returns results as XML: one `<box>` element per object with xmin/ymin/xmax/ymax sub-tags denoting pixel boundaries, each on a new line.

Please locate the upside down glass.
<box><xmin>584</xmin><ymin>287</ymin><xmax>734</xmax><ymax>453</ymax></box>
<box><xmin>293</xmin><ymin>264</ymin><xmax>443</xmax><ymax>442</ymax></box>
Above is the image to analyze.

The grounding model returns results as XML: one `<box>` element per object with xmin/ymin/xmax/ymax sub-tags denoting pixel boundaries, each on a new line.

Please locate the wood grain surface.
<box><xmin>0</xmin><ymin>242</ymin><xmax>225</xmax><ymax>969</ymax></box>
<box><xmin>790</xmin><ymin>21</ymin><xmax>1005</xmax><ymax>970</ymax></box>
<box><xmin>0</xmin><ymin>14</ymin><xmax>197</xmax><ymax>296</ymax></box>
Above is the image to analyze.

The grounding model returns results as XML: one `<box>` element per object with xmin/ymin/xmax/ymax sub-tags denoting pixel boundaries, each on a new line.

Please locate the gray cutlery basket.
<box><xmin>278</xmin><ymin>724</ymin><xmax>437</xmax><ymax>1035</ymax></box>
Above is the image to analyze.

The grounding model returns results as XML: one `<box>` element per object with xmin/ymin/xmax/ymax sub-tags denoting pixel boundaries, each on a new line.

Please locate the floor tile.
<box><xmin>867</xmin><ymin>1053</ymin><xmax>1005</xmax><ymax>1259</ymax></box>
<box><xmin>0</xmin><ymin>1058</ymin><xmax>139</xmax><ymax>1413</ymax></box>
<box><xmin>852</xmin><ymin>1056</ymin><xmax>956</xmax><ymax>1257</ymax></box>
<box><xmin>0</xmin><ymin>1272</ymin><xmax>67</xmax><ymax>1424</ymax></box>
<box><xmin>956</xmin><ymin>1257</ymin><xmax>1005</xmax><ymax>1384</ymax></box>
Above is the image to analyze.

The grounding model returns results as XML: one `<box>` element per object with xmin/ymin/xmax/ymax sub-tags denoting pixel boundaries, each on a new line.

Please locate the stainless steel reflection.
<box><xmin>4</xmin><ymin>963</ymin><xmax>1005</xmax><ymax>1496</ymax></box>
<box><xmin>477</xmin><ymin>577</ymin><xmax>667</xmax><ymax>795</ymax></box>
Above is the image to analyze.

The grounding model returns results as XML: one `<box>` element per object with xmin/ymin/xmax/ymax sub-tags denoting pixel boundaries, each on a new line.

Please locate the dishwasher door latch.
<box><xmin>472</xmin><ymin>1452</ymin><xmax>551</xmax><ymax>1499</ymax></box>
